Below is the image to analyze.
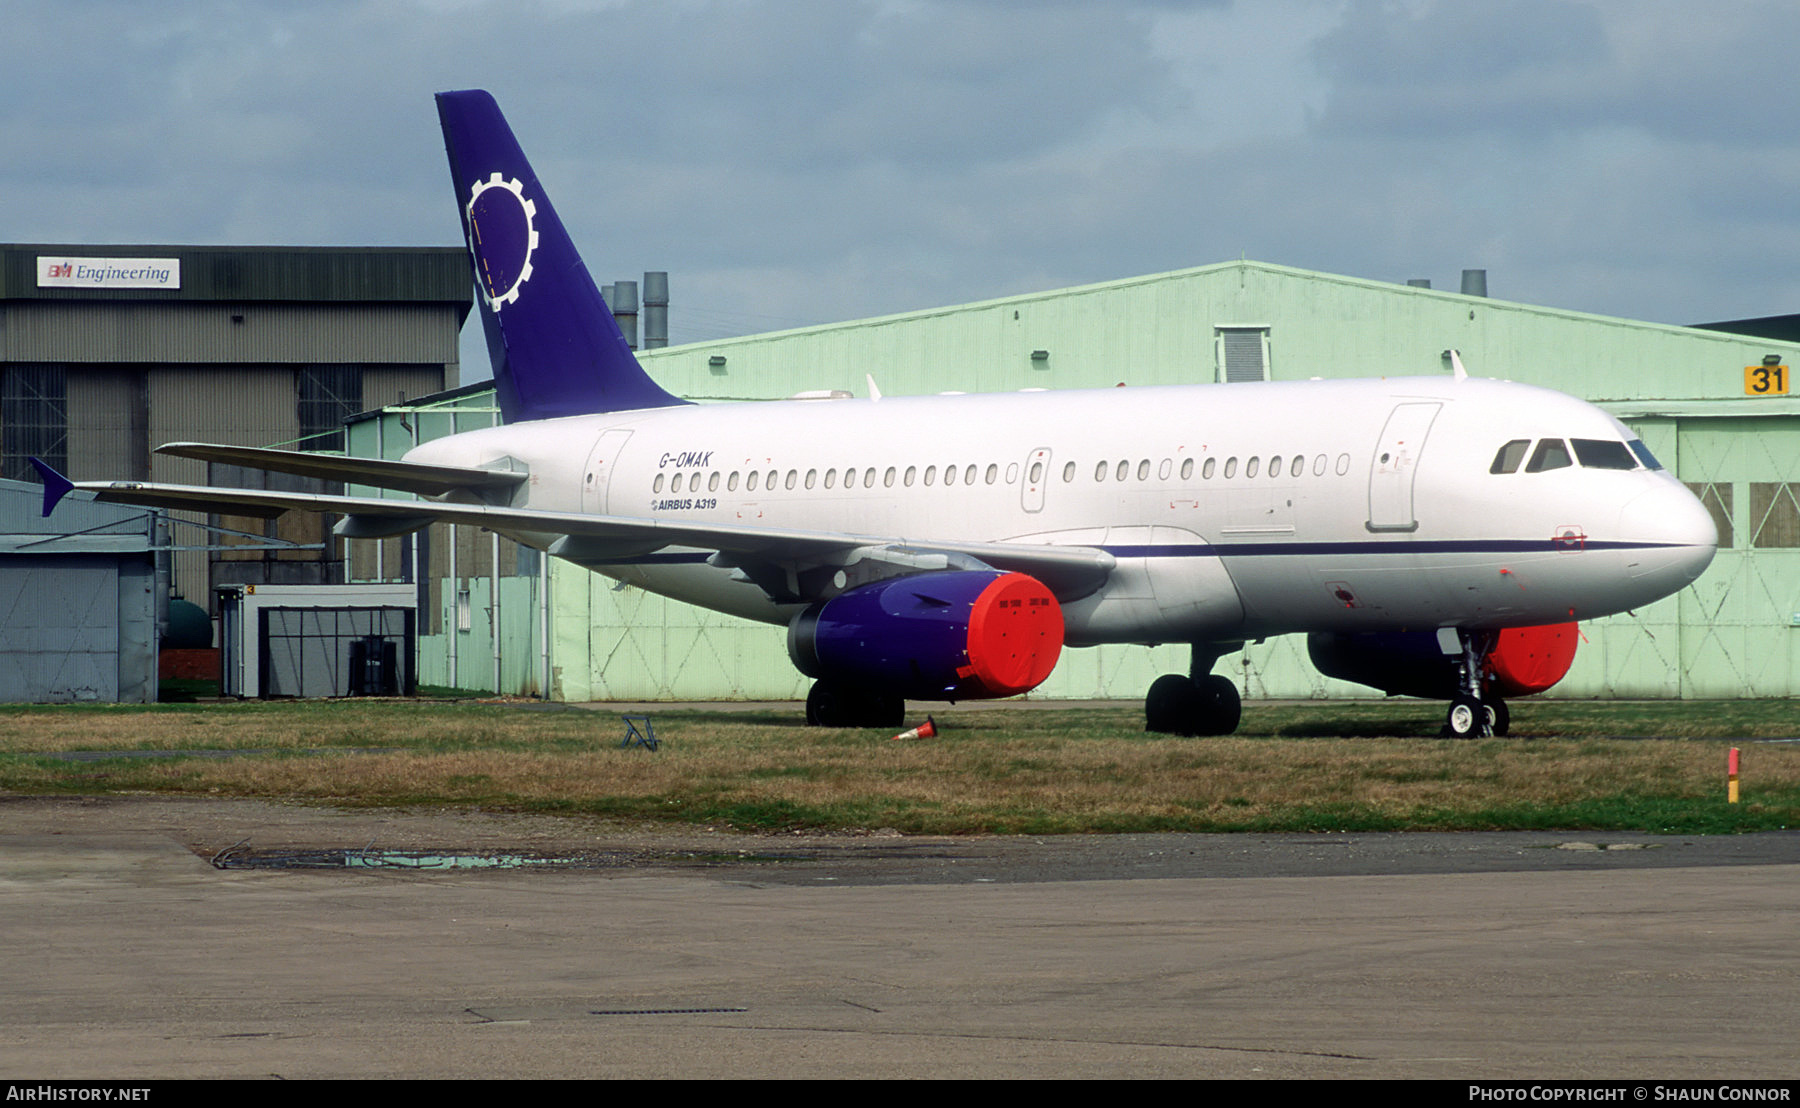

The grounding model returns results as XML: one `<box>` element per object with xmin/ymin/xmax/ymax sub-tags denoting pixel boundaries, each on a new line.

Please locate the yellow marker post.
<box><xmin>1728</xmin><ymin>747</ymin><xmax>1740</xmax><ymax>804</ymax></box>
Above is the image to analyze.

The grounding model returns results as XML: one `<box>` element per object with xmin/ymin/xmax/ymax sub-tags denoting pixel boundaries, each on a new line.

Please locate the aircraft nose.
<box><xmin>1617</xmin><ymin>479</ymin><xmax>1717</xmax><ymax>587</ymax></box>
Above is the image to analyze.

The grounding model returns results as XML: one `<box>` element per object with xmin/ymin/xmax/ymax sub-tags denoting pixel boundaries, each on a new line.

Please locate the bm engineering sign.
<box><xmin>36</xmin><ymin>256</ymin><xmax>180</xmax><ymax>290</ymax></box>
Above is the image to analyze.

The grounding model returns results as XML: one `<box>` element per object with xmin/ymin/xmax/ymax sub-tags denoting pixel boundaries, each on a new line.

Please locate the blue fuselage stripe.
<box><xmin>598</xmin><ymin>538</ymin><xmax>1690</xmax><ymax>568</ymax></box>
<box><xmin>1103</xmin><ymin>540</ymin><xmax>1678</xmax><ymax>558</ymax></box>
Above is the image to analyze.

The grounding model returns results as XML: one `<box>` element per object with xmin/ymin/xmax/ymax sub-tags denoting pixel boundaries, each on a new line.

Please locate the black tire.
<box><xmin>807</xmin><ymin>681</ymin><xmax>905</xmax><ymax>728</ymax></box>
<box><xmin>863</xmin><ymin>691</ymin><xmax>905</xmax><ymax>729</ymax></box>
<box><xmin>1444</xmin><ymin>694</ymin><xmax>1483</xmax><ymax>738</ymax></box>
<box><xmin>1145</xmin><ymin>673</ymin><xmax>1200</xmax><ymax>735</ymax></box>
<box><xmin>1200</xmin><ymin>674</ymin><xmax>1242</xmax><ymax>736</ymax></box>
<box><xmin>1486</xmin><ymin>698</ymin><xmax>1510</xmax><ymax>737</ymax></box>
<box><xmin>806</xmin><ymin>680</ymin><xmax>844</xmax><ymax>726</ymax></box>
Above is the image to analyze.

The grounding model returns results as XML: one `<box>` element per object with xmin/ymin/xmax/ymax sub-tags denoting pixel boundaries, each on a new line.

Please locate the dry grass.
<box><xmin>2</xmin><ymin>699</ymin><xmax>1796</xmax><ymax>833</ymax></box>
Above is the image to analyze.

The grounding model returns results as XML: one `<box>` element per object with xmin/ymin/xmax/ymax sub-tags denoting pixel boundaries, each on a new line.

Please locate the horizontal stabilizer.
<box><xmin>28</xmin><ymin>457</ymin><xmax>75</xmax><ymax>517</ymax></box>
<box><xmin>155</xmin><ymin>442</ymin><xmax>527</xmax><ymax>496</ymax></box>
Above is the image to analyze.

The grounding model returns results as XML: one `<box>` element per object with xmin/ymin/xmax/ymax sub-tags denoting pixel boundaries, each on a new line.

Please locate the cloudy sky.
<box><xmin>9</xmin><ymin>0</ymin><xmax>1799</xmax><ymax>379</ymax></box>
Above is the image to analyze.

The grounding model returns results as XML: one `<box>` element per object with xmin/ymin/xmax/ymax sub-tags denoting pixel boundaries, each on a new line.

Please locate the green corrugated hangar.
<box><xmin>345</xmin><ymin>259</ymin><xmax>1800</xmax><ymax>703</ymax></box>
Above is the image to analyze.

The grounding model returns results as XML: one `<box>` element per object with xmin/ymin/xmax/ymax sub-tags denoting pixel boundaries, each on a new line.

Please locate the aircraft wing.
<box><xmin>55</xmin><ymin>477</ymin><xmax>1115</xmax><ymax>602</ymax></box>
<box><xmin>154</xmin><ymin>442</ymin><xmax>528</xmax><ymax>497</ymax></box>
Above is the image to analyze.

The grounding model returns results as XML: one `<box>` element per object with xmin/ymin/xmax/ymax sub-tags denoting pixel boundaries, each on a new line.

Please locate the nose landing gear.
<box><xmin>1442</xmin><ymin>630</ymin><xmax>1509</xmax><ymax>738</ymax></box>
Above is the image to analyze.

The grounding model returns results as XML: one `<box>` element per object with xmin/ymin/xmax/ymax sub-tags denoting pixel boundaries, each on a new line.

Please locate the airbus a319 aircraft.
<box><xmin>38</xmin><ymin>90</ymin><xmax>1718</xmax><ymax>736</ymax></box>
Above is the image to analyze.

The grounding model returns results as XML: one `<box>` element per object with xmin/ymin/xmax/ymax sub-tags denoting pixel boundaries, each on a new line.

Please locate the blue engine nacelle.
<box><xmin>787</xmin><ymin>570</ymin><xmax>1064</xmax><ymax>702</ymax></box>
<box><xmin>1307</xmin><ymin>624</ymin><xmax>1577</xmax><ymax>699</ymax></box>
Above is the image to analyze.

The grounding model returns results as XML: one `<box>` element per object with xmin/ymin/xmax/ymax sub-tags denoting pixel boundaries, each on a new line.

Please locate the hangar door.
<box><xmin>0</xmin><ymin>555</ymin><xmax>154</xmax><ymax>703</ymax></box>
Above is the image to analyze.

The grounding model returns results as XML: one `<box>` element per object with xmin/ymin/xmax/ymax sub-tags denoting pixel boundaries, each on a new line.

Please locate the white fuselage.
<box><xmin>406</xmin><ymin>376</ymin><xmax>1717</xmax><ymax>647</ymax></box>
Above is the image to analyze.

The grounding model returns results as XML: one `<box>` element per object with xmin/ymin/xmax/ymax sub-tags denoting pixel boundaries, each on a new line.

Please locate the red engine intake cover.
<box><xmin>961</xmin><ymin>572</ymin><xmax>1065</xmax><ymax>697</ymax></box>
<box><xmin>1486</xmin><ymin>622</ymin><xmax>1579</xmax><ymax>697</ymax></box>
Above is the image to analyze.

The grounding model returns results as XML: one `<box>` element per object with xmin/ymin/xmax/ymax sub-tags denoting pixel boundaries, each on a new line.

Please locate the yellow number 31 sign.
<box><xmin>1746</xmin><ymin>362</ymin><xmax>1789</xmax><ymax>396</ymax></box>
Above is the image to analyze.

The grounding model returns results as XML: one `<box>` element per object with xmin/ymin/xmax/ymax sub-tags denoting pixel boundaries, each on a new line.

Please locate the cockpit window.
<box><xmin>1490</xmin><ymin>439</ymin><xmax>1530</xmax><ymax>474</ymax></box>
<box><xmin>1525</xmin><ymin>439</ymin><xmax>1573</xmax><ymax>472</ymax></box>
<box><xmin>1627</xmin><ymin>439</ymin><xmax>1664</xmax><ymax>470</ymax></box>
<box><xmin>1572</xmin><ymin>438</ymin><xmax>1637</xmax><ymax>471</ymax></box>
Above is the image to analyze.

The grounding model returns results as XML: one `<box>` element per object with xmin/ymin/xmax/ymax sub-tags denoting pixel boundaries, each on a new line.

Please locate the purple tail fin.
<box><xmin>436</xmin><ymin>90</ymin><xmax>687</xmax><ymax>422</ymax></box>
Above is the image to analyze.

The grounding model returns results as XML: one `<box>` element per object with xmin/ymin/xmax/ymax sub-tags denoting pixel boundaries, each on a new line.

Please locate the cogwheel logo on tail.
<box><xmin>466</xmin><ymin>173</ymin><xmax>540</xmax><ymax>309</ymax></box>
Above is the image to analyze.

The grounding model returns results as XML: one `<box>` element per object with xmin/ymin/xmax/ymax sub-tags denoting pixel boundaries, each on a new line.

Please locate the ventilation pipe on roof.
<box><xmin>1461</xmin><ymin>269</ymin><xmax>1488</xmax><ymax>297</ymax></box>
<box><xmin>611</xmin><ymin>280</ymin><xmax>639</xmax><ymax>350</ymax></box>
<box><xmin>643</xmin><ymin>271</ymin><xmax>669</xmax><ymax>349</ymax></box>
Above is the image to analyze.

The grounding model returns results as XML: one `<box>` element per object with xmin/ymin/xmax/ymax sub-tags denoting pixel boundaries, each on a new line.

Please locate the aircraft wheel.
<box><xmin>1486</xmin><ymin>698</ymin><xmax>1511</xmax><ymax>737</ymax></box>
<box><xmin>806</xmin><ymin>681</ymin><xmax>846</xmax><ymax>726</ymax></box>
<box><xmin>1146</xmin><ymin>674</ymin><xmax>1240</xmax><ymax>736</ymax></box>
<box><xmin>1200</xmin><ymin>674</ymin><xmax>1242</xmax><ymax>736</ymax></box>
<box><xmin>1444</xmin><ymin>694</ymin><xmax>1484</xmax><ymax>739</ymax></box>
<box><xmin>806</xmin><ymin>681</ymin><xmax>904</xmax><ymax>728</ymax></box>
<box><xmin>862</xmin><ymin>691</ymin><xmax>905</xmax><ymax>729</ymax></box>
<box><xmin>1145</xmin><ymin>674</ymin><xmax>1200</xmax><ymax>735</ymax></box>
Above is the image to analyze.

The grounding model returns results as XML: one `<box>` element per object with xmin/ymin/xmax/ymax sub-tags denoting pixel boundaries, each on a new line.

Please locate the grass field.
<box><xmin>1</xmin><ymin>697</ymin><xmax>1795</xmax><ymax>835</ymax></box>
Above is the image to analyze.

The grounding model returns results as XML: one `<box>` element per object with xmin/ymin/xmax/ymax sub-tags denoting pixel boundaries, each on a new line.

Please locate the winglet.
<box><xmin>29</xmin><ymin>457</ymin><xmax>75</xmax><ymax>517</ymax></box>
<box><xmin>1447</xmin><ymin>349</ymin><xmax>1469</xmax><ymax>381</ymax></box>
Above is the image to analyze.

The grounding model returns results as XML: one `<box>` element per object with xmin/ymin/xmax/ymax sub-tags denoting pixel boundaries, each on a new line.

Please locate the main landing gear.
<box><xmin>805</xmin><ymin>680</ymin><xmax>905</xmax><ymax>729</ymax></box>
<box><xmin>1442</xmin><ymin>629</ymin><xmax>1509</xmax><ymax>739</ymax></box>
<box><xmin>1144</xmin><ymin>644</ymin><xmax>1243</xmax><ymax>737</ymax></box>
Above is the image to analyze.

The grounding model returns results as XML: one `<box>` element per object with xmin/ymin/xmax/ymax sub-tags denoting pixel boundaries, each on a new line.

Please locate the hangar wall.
<box><xmin>0</xmin><ymin>244</ymin><xmax>470</xmax><ymax>619</ymax></box>
<box><xmin>353</xmin><ymin>260</ymin><xmax>1800</xmax><ymax>701</ymax></box>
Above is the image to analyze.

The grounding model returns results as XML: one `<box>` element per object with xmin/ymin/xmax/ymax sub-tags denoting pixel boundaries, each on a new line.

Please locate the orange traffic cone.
<box><xmin>891</xmin><ymin>716</ymin><xmax>937</xmax><ymax>741</ymax></box>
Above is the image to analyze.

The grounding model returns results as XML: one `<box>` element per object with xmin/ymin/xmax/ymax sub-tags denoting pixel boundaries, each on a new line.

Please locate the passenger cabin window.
<box><xmin>1526</xmin><ymin>439</ymin><xmax>1573</xmax><ymax>472</ymax></box>
<box><xmin>1572</xmin><ymin>439</ymin><xmax>1637</xmax><ymax>471</ymax></box>
<box><xmin>1491</xmin><ymin>439</ymin><xmax>1530</xmax><ymax>474</ymax></box>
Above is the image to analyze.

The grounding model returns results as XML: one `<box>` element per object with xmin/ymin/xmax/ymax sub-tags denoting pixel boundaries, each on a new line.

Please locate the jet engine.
<box><xmin>1306</xmin><ymin>623</ymin><xmax>1578</xmax><ymax>700</ymax></box>
<box><xmin>787</xmin><ymin>570</ymin><xmax>1064</xmax><ymax>702</ymax></box>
